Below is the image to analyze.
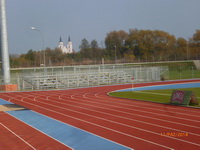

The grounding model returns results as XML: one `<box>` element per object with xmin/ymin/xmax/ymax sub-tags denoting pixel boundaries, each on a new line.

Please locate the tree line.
<box><xmin>10</xmin><ymin>29</ymin><xmax>200</xmax><ymax>68</ymax></box>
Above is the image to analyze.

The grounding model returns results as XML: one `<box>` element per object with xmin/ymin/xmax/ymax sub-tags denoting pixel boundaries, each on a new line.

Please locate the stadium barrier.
<box><xmin>0</xmin><ymin>84</ymin><xmax>18</xmax><ymax>91</ymax></box>
<box><xmin>1</xmin><ymin>64</ymin><xmax>168</xmax><ymax>91</ymax></box>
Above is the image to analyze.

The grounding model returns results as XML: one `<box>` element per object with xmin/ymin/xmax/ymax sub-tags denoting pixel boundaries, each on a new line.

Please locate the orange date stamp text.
<box><xmin>161</xmin><ymin>132</ymin><xmax>189</xmax><ymax>137</ymax></box>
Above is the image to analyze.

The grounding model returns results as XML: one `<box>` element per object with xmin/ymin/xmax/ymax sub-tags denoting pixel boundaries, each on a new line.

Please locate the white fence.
<box><xmin>8</xmin><ymin>64</ymin><xmax>168</xmax><ymax>90</ymax></box>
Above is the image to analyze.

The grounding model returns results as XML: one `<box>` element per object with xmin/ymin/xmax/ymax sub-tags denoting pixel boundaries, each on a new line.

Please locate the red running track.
<box><xmin>0</xmin><ymin>79</ymin><xmax>200</xmax><ymax>150</ymax></box>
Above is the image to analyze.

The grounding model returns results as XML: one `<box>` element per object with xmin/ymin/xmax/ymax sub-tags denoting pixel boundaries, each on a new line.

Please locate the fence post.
<box><xmin>17</xmin><ymin>74</ymin><xmax>20</xmax><ymax>91</ymax></box>
<box><xmin>192</xmin><ymin>66</ymin><xmax>194</xmax><ymax>79</ymax></box>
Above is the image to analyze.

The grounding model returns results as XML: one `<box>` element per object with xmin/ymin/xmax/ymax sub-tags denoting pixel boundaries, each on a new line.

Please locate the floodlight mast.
<box><xmin>31</xmin><ymin>26</ymin><xmax>46</xmax><ymax>73</ymax></box>
<box><xmin>0</xmin><ymin>0</ymin><xmax>11</xmax><ymax>84</ymax></box>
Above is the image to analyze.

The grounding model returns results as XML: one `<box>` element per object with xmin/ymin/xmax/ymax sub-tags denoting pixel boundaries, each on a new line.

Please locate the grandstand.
<box><xmin>8</xmin><ymin>64</ymin><xmax>168</xmax><ymax>90</ymax></box>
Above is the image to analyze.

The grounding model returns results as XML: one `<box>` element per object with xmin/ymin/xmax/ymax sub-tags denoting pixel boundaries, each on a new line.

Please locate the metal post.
<box><xmin>179</xmin><ymin>67</ymin><xmax>182</xmax><ymax>79</ymax></box>
<box><xmin>114</xmin><ymin>45</ymin><xmax>117</xmax><ymax>64</ymax></box>
<box><xmin>31</xmin><ymin>27</ymin><xmax>46</xmax><ymax>74</ymax></box>
<box><xmin>0</xmin><ymin>0</ymin><xmax>10</xmax><ymax>84</ymax></box>
<box><xmin>192</xmin><ymin>66</ymin><xmax>194</xmax><ymax>79</ymax></box>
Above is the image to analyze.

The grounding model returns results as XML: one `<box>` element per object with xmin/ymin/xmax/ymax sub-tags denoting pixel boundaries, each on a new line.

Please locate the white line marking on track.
<box><xmin>7</xmin><ymin>92</ymin><xmax>200</xmax><ymax>130</ymax></box>
<box><xmin>56</xmin><ymin>97</ymin><xmax>200</xmax><ymax>137</ymax></box>
<box><xmin>0</xmin><ymin>123</ymin><xmax>36</xmax><ymax>150</ymax></box>
<box><xmin>30</xmin><ymin>110</ymin><xmax>130</xmax><ymax>150</ymax></box>
<box><xmin>3</xmin><ymin>81</ymin><xmax>200</xmax><ymax>149</ymax></box>
<box><xmin>12</xmin><ymin>93</ymin><xmax>200</xmax><ymax>148</ymax></box>
<box><xmin>67</xmin><ymin>93</ymin><xmax>200</xmax><ymax>124</ymax></box>
<box><xmin>4</xmin><ymin>113</ymin><xmax>74</xmax><ymax>150</ymax></box>
<box><xmin>21</xmin><ymin>90</ymin><xmax>200</xmax><ymax>131</ymax></box>
<box><xmin>132</xmin><ymin>91</ymin><xmax>200</xmax><ymax>99</ymax></box>
<box><xmin>96</xmin><ymin>91</ymin><xmax>200</xmax><ymax>117</ymax></box>
<box><xmin>93</xmin><ymin>91</ymin><xmax>200</xmax><ymax>118</ymax></box>
<box><xmin>9</xmin><ymin>98</ymin><xmax>173</xmax><ymax>150</ymax></box>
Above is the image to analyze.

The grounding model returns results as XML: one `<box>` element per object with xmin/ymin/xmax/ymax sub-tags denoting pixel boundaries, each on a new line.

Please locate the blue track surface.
<box><xmin>0</xmin><ymin>99</ymin><xmax>12</xmax><ymax>105</ymax></box>
<box><xmin>116</xmin><ymin>82</ymin><xmax>200</xmax><ymax>92</ymax></box>
<box><xmin>7</xmin><ymin>110</ymin><xmax>131</xmax><ymax>150</ymax></box>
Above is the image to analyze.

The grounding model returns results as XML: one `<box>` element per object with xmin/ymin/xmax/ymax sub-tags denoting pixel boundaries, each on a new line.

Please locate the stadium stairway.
<box><xmin>193</xmin><ymin>60</ymin><xmax>200</xmax><ymax>70</ymax></box>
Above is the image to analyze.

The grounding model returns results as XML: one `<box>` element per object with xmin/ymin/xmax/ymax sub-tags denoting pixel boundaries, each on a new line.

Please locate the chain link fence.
<box><xmin>169</xmin><ymin>66</ymin><xmax>200</xmax><ymax>80</ymax></box>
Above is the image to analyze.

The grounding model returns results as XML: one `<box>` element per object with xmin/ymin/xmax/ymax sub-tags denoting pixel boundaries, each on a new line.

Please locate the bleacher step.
<box><xmin>193</xmin><ymin>60</ymin><xmax>200</xmax><ymax>70</ymax></box>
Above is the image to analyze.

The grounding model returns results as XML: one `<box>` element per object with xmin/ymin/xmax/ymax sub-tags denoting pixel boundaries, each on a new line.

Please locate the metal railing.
<box><xmin>4</xmin><ymin>64</ymin><xmax>169</xmax><ymax>91</ymax></box>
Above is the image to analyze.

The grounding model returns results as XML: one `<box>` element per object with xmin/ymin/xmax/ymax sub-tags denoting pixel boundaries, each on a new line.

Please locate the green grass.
<box><xmin>169</xmin><ymin>69</ymin><xmax>200</xmax><ymax>80</ymax></box>
<box><xmin>109</xmin><ymin>88</ymin><xmax>200</xmax><ymax>107</ymax></box>
<box><xmin>125</xmin><ymin>61</ymin><xmax>200</xmax><ymax>80</ymax></box>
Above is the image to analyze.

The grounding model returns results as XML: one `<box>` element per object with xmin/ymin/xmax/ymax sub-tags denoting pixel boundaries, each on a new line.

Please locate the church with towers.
<box><xmin>58</xmin><ymin>36</ymin><xmax>74</xmax><ymax>54</ymax></box>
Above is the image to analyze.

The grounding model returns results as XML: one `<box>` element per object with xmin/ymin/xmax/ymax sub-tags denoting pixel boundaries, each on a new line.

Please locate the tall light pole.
<box><xmin>114</xmin><ymin>45</ymin><xmax>117</xmax><ymax>64</ymax></box>
<box><xmin>31</xmin><ymin>27</ymin><xmax>46</xmax><ymax>71</ymax></box>
<box><xmin>0</xmin><ymin>0</ymin><xmax>10</xmax><ymax>84</ymax></box>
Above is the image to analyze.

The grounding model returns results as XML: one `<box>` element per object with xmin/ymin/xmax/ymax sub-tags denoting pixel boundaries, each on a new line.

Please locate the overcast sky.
<box><xmin>6</xmin><ymin>0</ymin><xmax>200</xmax><ymax>54</ymax></box>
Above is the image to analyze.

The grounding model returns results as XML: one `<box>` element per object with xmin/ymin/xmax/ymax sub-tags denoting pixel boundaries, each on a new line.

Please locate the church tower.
<box><xmin>58</xmin><ymin>36</ymin><xmax>69</xmax><ymax>53</ymax></box>
<box><xmin>67</xmin><ymin>36</ymin><xmax>73</xmax><ymax>53</ymax></box>
<box><xmin>58</xmin><ymin>37</ymin><xmax>63</xmax><ymax>48</ymax></box>
<box><xmin>58</xmin><ymin>36</ymin><xmax>73</xmax><ymax>54</ymax></box>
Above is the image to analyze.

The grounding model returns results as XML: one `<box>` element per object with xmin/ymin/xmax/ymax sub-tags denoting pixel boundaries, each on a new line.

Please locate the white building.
<box><xmin>58</xmin><ymin>36</ymin><xmax>73</xmax><ymax>54</ymax></box>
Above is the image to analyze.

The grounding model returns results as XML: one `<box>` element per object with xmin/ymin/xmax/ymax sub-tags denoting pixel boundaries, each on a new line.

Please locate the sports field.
<box><xmin>0</xmin><ymin>79</ymin><xmax>200</xmax><ymax>149</ymax></box>
<box><xmin>110</xmin><ymin>80</ymin><xmax>200</xmax><ymax>106</ymax></box>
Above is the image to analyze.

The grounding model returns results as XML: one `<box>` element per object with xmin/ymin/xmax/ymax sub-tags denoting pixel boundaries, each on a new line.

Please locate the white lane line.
<box><xmin>21</xmin><ymin>91</ymin><xmax>200</xmax><ymax>130</ymax></box>
<box><xmin>68</xmin><ymin>93</ymin><xmax>200</xmax><ymax>124</ymax></box>
<box><xmin>4</xmin><ymin>113</ymin><xmax>74</xmax><ymax>150</ymax></box>
<box><xmin>16</xmin><ymin>95</ymin><xmax>200</xmax><ymax>148</ymax></box>
<box><xmin>7</xmin><ymin>92</ymin><xmax>200</xmax><ymax>130</ymax></box>
<box><xmin>132</xmin><ymin>91</ymin><xmax>200</xmax><ymax>99</ymax></box>
<box><xmin>9</xmin><ymin>98</ymin><xmax>173</xmax><ymax>150</ymax></box>
<box><xmin>95</xmin><ymin>91</ymin><xmax>200</xmax><ymax>115</ymax></box>
<box><xmin>93</xmin><ymin>91</ymin><xmax>200</xmax><ymax>118</ymax></box>
<box><xmin>55</xmin><ymin>97</ymin><xmax>200</xmax><ymax>137</ymax></box>
<box><xmin>0</xmin><ymin>123</ymin><xmax>36</xmax><ymax>150</ymax></box>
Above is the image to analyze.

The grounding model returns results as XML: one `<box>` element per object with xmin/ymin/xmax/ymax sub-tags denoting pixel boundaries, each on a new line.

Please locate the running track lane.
<box><xmin>6</xmin><ymin>110</ymin><xmax>130</xmax><ymax>150</ymax></box>
<box><xmin>0</xmin><ymin>79</ymin><xmax>200</xmax><ymax>149</ymax></box>
<box><xmin>0</xmin><ymin>112</ymin><xmax>72</xmax><ymax>150</ymax></box>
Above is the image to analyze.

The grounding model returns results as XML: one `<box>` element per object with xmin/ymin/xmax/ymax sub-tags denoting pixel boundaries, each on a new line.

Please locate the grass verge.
<box><xmin>109</xmin><ymin>88</ymin><xmax>200</xmax><ymax>107</ymax></box>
